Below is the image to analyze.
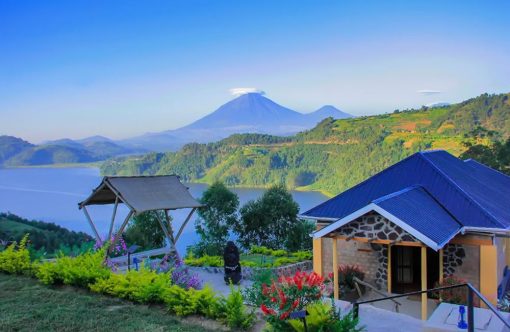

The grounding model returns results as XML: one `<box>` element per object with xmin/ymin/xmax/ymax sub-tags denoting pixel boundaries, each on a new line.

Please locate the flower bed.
<box><xmin>0</xmin><ymin>236</ymin><xmax>255</xmax><ymax>330</ymax></box>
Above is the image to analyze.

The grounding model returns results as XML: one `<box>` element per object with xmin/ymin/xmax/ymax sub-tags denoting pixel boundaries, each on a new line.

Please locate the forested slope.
<box><xmin>101</xmin><ymin>93</ymin><xmax>510</xmax><ymax>196</ymax></box>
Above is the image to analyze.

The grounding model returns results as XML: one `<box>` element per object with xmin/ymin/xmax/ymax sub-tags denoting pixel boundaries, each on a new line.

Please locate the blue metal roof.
<box><xmin>373</xmin><ymin>186</ymin><xmax>462</xmax><ymax>248</ymax></box>
<box><xmin>303</xmin><ymin>151</ymin><xmax>510</xmax><ymax>241</ymax></box>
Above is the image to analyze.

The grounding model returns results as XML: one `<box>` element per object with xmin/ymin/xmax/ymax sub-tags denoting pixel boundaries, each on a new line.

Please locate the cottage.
<box><xmin>300</xmin><ymin>150</ymin><xmax>510</xmax><ymax>319</ymax></box>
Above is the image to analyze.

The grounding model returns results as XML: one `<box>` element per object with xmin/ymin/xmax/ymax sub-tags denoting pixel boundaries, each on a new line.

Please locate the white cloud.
<box><xmin>229</xmin><ymin>88</ymin><xmax>265</xmax><ymax>96</ymax></box>
<box><xmin>417</xmin><ymin>89</ymin><xmax>441</xmax><ymax>95</ymax></box>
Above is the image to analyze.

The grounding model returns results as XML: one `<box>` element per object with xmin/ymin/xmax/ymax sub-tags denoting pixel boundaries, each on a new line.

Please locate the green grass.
<box><xmin>0</xmin><ymin>218</ymin><xmax>40</xmax><ymax>238</ymax></box>
<box><xmin>0</xmin><ymin>273</ymin><xmax>213</xmax><ymax>332</ymax></box>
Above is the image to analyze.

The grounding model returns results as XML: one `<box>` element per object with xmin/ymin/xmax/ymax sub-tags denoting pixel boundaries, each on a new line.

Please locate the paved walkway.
<box><xmin>190</xmin><ymin>268</ymin><xmax>253</xmax><ymax>296</ymax></box>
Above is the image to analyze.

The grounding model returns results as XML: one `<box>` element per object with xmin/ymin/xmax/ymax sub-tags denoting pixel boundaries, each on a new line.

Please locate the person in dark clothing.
<box><xmin>223</xmin><ymin>241</ymin><xmax>242</xmax><ymax>285</ymax></box>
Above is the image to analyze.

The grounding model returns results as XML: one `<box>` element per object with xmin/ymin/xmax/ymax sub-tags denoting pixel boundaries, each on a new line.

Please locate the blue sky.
<box><xmin>1</xmin><ymin>1</ymin><xmax>509</xmax><ymax>142</ymax></box>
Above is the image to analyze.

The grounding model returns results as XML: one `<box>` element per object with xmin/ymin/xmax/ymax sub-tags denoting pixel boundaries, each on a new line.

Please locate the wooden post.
<box><xmin>108</xmin><ymin>197</ymin><xmax>119</xmax><ymax>240</ymax></box>
<box><xmin>387</xmin><ymin>244</ymin><xmax>392</xmax><ymax>294</ymax></box>
<box><xmin>333</xmin><ymin>237</ymin><xmax>339</xmax><ymax>300</ymax></box>
<box><xmin>480</xmin><ymin>244</ymin><xmax>498</xmax><ymax>306</ymax></box>
<box><xmin>505</xmin><ymin>238</ymin><xmax>510</xmax><ymax>267</ymax></box>
<box><xmin>421</xmin><ymin>246</ymin><xmax>428</xmax><ymax>320</ymax></box>
<box><xmin>82</xmin><ymin>206</ymin><xmax>101</xmax><ymax>241</ymax></box>
<box><xmin>313</xmin><ymin>237</ymin><xmax>323</xmax><ymax>276</ymax></box>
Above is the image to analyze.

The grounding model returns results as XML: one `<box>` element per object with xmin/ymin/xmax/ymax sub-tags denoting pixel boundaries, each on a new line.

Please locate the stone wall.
<box><xmin>321</xmin><ymin>237</ymin><xmax>382</xmax><ymax>288</ymax></box>
<box><xmin>443</xmin><ymin>243</ymin><xmax>479</xmax><ymax>290</ymax></box>
<box><xmin>336</xmin><ymin>213</ymin><xmax>418</xmax><ymax>242</ymax></box>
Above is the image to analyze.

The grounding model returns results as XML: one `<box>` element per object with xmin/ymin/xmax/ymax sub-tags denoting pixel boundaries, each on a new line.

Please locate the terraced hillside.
<box><xmin>101</xmin><ymin>93</ymin><xmax>510</xmax><ymax>196</ymax></box>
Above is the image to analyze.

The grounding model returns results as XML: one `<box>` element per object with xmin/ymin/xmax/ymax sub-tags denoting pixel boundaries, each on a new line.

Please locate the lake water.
<box><xmin>0</xmin><ymin>167</ymin><xmax>328</xmax><ymax>255</ymax></box>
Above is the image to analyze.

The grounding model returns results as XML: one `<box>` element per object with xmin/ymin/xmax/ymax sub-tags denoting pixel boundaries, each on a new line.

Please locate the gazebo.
<box><xmin>78</xmin><ymin>175</ymin><xmax>203</xmax><ymax>255</ymax></box>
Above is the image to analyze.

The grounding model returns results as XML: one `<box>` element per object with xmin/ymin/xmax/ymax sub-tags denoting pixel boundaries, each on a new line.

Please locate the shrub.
<box><xmin>36</xmin><ymin>249</ymin><xmax>110</xmax><ymax>287</ymax></box>
<box><xmin>222</xmin><ymin>284</ymin><xmax>255</xmax><ymax>329</ymax></box>
<box><xmin>260</xmin><ymin>271</ymin><xmax>331</xmax><ymax>330</ymax></box>
<box><xmin>89</xmin><ymin>268</ymin><xmax>171</xmax><ymax>303</ymax></box>
<box><xmin>156</xmin><ymin>255</ymin><xmax>201</xmax><ymax>290</ymax></box>
<box><xmin>433</xmin><ymin>275</ymin><xmax>468</xmax><ymax>305</ymax></box>
<box><xmin>163</xmin><ymin>284</ymin><xmax>223</xmax><ymax>318</ymax></box>
<box><xmin>287</xmin><ymin>300</ymin><xmax>364</xmax><ymax>332</ymax></box>
<box><xmin>291</xmin><ymin>250</ymin><xmax>313</xmax><ymax>261</ymax></box>
<box><xmin>184</xmin><ymin>253</ymin><xmax>223</xmax><ymax>267</ymax></box>
<box><xmin>338</xmin><ymin>264</ymin><xmax>365</xmax><ymax>291</ymax></box>
<box><xmin>0</xmin><ymin>234</ymin><xmax>32</xmax><ymax>275</ymax></box>
<box><xmin>243</xmin><ymin>269</ymin><xmax>276</xmax><ymax>306</ymax></box>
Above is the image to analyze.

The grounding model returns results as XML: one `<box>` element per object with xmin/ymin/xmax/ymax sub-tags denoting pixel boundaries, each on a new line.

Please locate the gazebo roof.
<box><xmin>79</xmin><ymin>175</ymin><xmax>202</xmax><ymax>214</ymax></box>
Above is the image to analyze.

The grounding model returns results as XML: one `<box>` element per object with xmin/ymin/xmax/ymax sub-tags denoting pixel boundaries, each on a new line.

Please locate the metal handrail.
<box><xmin>352</xmin><ymin>277</ymin><xmax>401</xmax><ymax>312</ymax></box>
<box><xmin>352</xmin><ymin>283</ymin><xmax>510</xmax><ymax>332</ymax></box>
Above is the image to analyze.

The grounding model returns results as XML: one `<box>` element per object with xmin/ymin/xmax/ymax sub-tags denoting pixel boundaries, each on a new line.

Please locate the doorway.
<box><xmin>391</xmin><ymin>246</ymin><xmax>439</xmax><ymax>295</ymax></box>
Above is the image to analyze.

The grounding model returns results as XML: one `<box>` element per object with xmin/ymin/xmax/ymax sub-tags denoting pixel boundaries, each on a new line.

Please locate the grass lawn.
<box><xmin>0</xmin><ymin>273</ymin><xmax>214</xmax><ymax>332</ymax></box>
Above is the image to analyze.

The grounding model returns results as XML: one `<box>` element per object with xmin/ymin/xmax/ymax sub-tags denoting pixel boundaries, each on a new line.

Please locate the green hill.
<box><xmin>0</xmin><ymin>136</ymin><xmax>34</xmax><ymax>164</ymax></box>
<box><xmin>3</xmin><ymin>144</ymin><xmax>97</xmax><ymax>166</ymax></box>
<box><xmin>101</xmin><ymin>92</ymin><xmax>510</xmax><ymax>196</ymax></box>
<box><xmin>0</xmin><ymin>213</ymin><xmax>93</xmax><ymax>256</ymax></box>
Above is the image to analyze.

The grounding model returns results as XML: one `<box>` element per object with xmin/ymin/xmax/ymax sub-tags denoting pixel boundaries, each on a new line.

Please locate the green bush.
<box><xmin>36</xmin><ymin>249</ymin><xmax>110</xmax><ymax>287</ymax></box>
<box><xmin>0</xmin><ymin>234</ymin><xmax>32</xmax><ymax>275</ymax></box>
<box><xmin>274</xmin><ymin>257</ymin><xmax>300</xmax><ymax>266</ymax></box>
<box><xmin>89</xmin><ymin>268</ymin><xmax>171</xmax><ymax>303</ymax></box>
<box><xmin>291</xmin><ymin>250</ymin><xmax>313</xmax><ymax>261</ymax></box>
<box><xmin>222</xmin><ymin>284</ymin><xmax>255</xmax><ymax>329</ymax></box>
<box><xmin>243</xmin><ymin>269</ymin><xmax>276</xmax><ymax>306</ymax></box>
<box><xmin>163</xmin><ymin>284</ymin><xmax>223</xmax><ymax>318</ymax></box>
<box><xmin>184</xmin><ymin>253</ymin><xmax>223</xmax><ymax>267</ymax></box>
<box><xmin>287</xmin><ymin>301</ymin><xmax>364</xmax><ymax>332</ymax></box>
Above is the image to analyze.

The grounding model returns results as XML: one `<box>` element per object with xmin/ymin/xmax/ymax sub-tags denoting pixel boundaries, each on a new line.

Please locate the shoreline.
<box><xmin>2</xmin><ymin>163</ymin><xmax>334</xmax><ymax>197</ymax></box>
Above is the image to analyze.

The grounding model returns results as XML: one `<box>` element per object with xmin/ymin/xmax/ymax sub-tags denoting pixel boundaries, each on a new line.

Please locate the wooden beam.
<box><xmin>164</xmin><ymin>210</ymin><xmax>177</xmax><ymax>244</ymax></box>
<box><xmin>109</xmin><ymin>210</ymin><xmax>133</xmax><ymax>255</ymax></box>
<box><xmin>421</xmin><ymin>246</ymin><xmax>428</xmax><ymax>321</ymax></box>
<box><xmin>387</xmin><ymin>244</ymin><xmax>392</xmax><ymax>294</ymax></box>
<box><xmin>82</xmin><ymin>206</ymin><xmax>101</xmax><ymax>241</ymax></box>
<box><xmin>155</xmin><ymin>212</ymin><xmax>173</xmax><ymax>245</ymax></box>
<box><xmin>480</xmin><ymin>244</ymin><xmax>498</xmax><ymax>306</ymax></box>
<box><xmin>333</xmin><ymin>238</ymin><xmax>339</xmax><ymax>300</ymax></box>
<box><xmin>449</xmin><ymin>234</ymin><xmax>493</xmax><ymax>246</ymax></box>
<box><xmin>329</xmin><ymin>235</ymin><xmax>421</xmax><ymax>247</ymax></box>
<box><xmin>107</xmin><ymin>197</ymin><xmax>119</xmax><ymax>241</ymax></box>
<box><xmin>175</xmin><ymin>208</ymin><xmax>197</xmax><ymax>243</ymax></box>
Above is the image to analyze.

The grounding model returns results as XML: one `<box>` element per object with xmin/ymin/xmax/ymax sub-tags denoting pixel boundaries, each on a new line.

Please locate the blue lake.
<box><xmin>0</xmin><ymin>167</ymin><xmax>328</xmax><ymax>255</ymax></box>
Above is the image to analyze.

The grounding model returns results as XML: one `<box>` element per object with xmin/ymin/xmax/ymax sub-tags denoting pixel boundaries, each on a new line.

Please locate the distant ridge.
<box><xmin>122</xmin><ymin>93</ymin><xmax>352</xmax><ymax>151</ymax></box>
<box><xmin>0</xmin><ymin>135</ymin><xmax>144</xmax><ymax>167</ymax></box>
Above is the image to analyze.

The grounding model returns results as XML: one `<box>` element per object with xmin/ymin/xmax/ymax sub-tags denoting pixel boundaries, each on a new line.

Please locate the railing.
<box><xmin>352</xmin><ymin>276</ymin><xmax>401</xmax><ymax>313</ymax></box>
<box><xmin>352</xmin><ymin>283</ymin><xmax>510</xmax><ymax>332</ymax></box>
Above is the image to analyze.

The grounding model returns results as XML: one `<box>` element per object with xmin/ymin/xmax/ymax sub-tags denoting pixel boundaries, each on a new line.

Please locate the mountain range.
<box><xmin>102</xmin><ymin>92</ymin><xmax>510</xmax><ymax>196</ymax></box>
<box><xmin>120</xmin><ymin>93</ymin><xmax>352</xmax><ymax>151</ymax></box>
<box><xmin>0</xmin><ymin>93</ymin><xmax>350</xmax><ymax>166</ymax></box>
<box><xmin>0</xmin><ymin>135</ymin><xmax>142</xmax><ymax>167</ymax></box>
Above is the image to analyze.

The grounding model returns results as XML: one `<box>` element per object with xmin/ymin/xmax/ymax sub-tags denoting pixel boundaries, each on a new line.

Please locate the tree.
<box><xmin>285</xmin><ymin>219</ymin><xmax>315</xmax><ymax>252</ymax></box>
<box><xmin>235</xmin><ymin>184</ymin><xmax>299</xmax><ymax>250</ymax></box>
<box><xmin>461</xmin><ymin>137</ymin><xmax>510</xmax><ymax>175</ymax></box>
<box><xmin>124</xmin><ymin>211</ymin><xmax>166</xmax><ymax>250</ymax></box>
<box><xmin>193</xmin><ymin>182</ymin><xmax>239</xmax><ymax>256</ymax></box>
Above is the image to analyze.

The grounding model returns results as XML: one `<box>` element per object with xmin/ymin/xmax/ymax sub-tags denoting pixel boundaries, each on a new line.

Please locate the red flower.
<box><xmin>261</xmin><ymin>304</ymin><xmax>276</xmax><ymax>315</ymax></box>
